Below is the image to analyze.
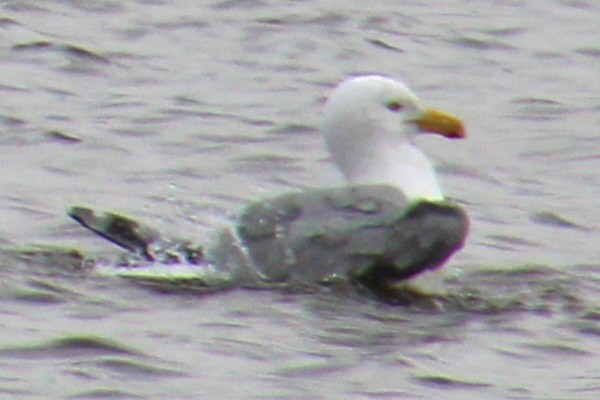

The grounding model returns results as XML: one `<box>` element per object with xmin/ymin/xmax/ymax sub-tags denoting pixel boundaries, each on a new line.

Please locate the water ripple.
<box><xmin>0</xmin><ymin>335</ymin><xmax>142</xmax><ymax>359</ymax></box>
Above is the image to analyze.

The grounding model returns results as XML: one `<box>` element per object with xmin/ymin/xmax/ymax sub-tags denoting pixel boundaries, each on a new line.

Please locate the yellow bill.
<box><xmin>413</xmin><ymin>109</ymin><xmax>466</xmax><ymax>139</ymax></box>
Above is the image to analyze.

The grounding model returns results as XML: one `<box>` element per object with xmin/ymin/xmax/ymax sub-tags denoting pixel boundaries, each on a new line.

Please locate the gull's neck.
<box><xmin>334</xmin><ymin>140</ymin><xmax>444</xmax><ymax>202</ymax></box>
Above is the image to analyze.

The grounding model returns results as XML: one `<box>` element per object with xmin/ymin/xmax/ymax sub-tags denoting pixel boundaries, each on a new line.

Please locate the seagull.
<box><xmin>68</xmin><ymin>75</ymin><xmax>469</xmax><ymax>297</ymax></box>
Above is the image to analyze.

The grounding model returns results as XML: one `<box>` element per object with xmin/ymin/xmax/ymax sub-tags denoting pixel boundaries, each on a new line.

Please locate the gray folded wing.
<box><xmin>236</xmin><ymin>185</ymin><xmax>468</xmax><ymax>286</ymax></box>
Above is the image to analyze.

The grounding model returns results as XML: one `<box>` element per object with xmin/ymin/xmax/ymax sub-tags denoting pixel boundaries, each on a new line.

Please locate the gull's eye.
<box><xmin>387</xmin><ymin>100</ymin><xmax>404</xmax><ymax>112</ymax></box>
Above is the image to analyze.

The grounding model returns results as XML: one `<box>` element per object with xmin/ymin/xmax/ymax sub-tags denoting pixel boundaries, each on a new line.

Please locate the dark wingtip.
<box><xmin>67</xmin><ymin>205</ymin><xmax>94</xmax><ymax>224</ymax></box>
<box><xmin>67</xmin><ymin>205</ymin><xmax>204</xmax><ymax>264</ymax></box>
<box><xmin>67</xmin><ymin>205</ymin><xmax>159</xmax><ymax>257</ymax></box>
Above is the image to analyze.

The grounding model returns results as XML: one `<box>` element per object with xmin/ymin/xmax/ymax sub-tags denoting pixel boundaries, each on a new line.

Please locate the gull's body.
<box><xmin>68</xmin><ymin>75</ymin><xmax>469</xmax><ymax>296</ymax></box>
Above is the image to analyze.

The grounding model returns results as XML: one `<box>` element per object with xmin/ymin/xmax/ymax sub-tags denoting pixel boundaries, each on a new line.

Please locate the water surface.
<box><xmin>0</xmin><ymin>0</ymin><xmax>599</xmax><ymax>399</ymax></box>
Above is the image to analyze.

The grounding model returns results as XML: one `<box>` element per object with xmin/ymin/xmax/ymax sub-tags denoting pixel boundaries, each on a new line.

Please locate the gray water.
<box><xmin>1</xmin><ymin>0</ymin><xmax>599</xmax><ymax>399</ymax></box>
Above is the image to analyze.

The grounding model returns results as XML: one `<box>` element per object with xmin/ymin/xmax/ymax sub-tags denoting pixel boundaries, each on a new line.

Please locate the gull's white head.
<box><xmin>322</xmin><ymin>75</ymin><xmax>465</xmax><ymax>201</ymax></box>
